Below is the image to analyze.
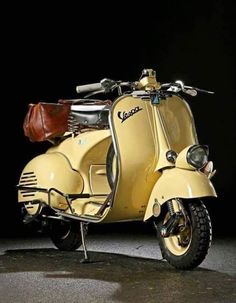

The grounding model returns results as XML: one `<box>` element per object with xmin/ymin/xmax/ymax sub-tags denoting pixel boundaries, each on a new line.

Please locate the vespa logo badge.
<box><xmin>117</xmin><ymin>106</ymin><xmax>143</xmax><ymax>123</ymax></box>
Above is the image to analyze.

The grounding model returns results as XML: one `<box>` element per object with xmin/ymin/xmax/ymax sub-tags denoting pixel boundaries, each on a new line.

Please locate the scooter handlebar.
<box><xmin>161</xmin><ymin>81</ymin><xmax>214</xmax><ymax>96</ymax></box>
<box><xmin>76</xmin><ymin>82</ymin><xmax>103</xmax><ymax>94</ymax></box>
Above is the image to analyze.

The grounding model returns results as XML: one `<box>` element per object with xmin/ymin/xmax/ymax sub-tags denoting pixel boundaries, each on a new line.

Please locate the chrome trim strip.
<box><xmin>108</xmin><ymin>95</ymin><xmax>130</xmax><ymax>207</ymax></box>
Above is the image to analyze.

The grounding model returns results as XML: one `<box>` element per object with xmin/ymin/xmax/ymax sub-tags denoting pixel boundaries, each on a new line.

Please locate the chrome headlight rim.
<box><xmin>187</xmin><ymin>144</ymin><xmax>209</xmax><ymax>169</ymax></box>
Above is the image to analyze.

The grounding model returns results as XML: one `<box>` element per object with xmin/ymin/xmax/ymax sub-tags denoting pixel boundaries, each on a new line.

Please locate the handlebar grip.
<box><xmin>76</xmin><ymin>82</ymin><xmax>102</xmax><ymax>94</ymax></box>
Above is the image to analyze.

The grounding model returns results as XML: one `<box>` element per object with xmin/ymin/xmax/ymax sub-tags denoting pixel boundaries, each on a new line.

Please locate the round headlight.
<box><xmin>187</xmin><ymin>145</ymin><xmax>209</xmax><ymax>169</ymax></box>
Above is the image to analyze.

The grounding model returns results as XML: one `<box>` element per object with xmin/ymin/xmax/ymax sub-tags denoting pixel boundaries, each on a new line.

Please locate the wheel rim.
<box><xmin>163</xmin><ymin>213</ymin><xmax>192</xmax><ymax>256</ymax></box>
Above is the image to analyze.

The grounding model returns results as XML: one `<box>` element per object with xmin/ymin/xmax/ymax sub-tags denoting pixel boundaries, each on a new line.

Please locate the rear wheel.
<box><xmin>156</xmin><ymin>199</ymin><xmax>212</xmax><ymax>270</ymax></box>
<box><xmin>49</xmin><ymin>220</ymin><xmax>82</xmax><ymax>251</ymax></box>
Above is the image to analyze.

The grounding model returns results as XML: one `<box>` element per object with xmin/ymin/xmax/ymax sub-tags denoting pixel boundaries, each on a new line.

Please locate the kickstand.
<box><xmin>80</xmin><ymin>222</ymin><xmax>90</xmax><ymax>263</ymax></box>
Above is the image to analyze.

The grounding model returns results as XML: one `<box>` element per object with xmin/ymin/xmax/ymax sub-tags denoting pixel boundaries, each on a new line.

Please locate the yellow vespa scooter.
<box><xmin>18</xmin><ymin>69</ymin><xmax>217</xmax><ymax>269</ymax></box>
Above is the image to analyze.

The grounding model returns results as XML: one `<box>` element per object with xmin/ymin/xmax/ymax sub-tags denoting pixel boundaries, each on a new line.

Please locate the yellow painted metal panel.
<box><xmin>144</xmin><ymin>167</ymin><xmax>217</xmax><ymax>221</ymax></box>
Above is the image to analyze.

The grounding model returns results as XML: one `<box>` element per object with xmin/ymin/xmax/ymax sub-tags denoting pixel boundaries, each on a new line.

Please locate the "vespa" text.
<box><xmin>117</xmin><ymin>106</ymin><xmax>143</xmax><ymax>123</ymax></box>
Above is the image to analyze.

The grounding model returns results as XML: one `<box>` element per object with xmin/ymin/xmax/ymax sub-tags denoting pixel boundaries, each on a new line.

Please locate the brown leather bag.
<box><xmin>23</xmin><ymin>102</ymin><xmax>70</xmax><ymax>142</ymax></box>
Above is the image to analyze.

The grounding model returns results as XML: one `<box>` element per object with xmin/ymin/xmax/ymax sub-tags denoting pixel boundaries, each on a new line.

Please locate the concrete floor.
<box><xmin>0</xmin><ymin>233</ymin><xmax>235</xmax><ymax>303</ymax></box>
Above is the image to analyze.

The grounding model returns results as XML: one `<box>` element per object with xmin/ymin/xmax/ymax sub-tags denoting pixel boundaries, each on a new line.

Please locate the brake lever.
<box><xmin>84</xmin><ymin>89</ymin><xmax>105</xmax><ymax>98</ymax></box>
<box><xmin>195</xmin><ymin>88</ymin><xmax>214</xmax><ymax>94</ymax></box>
<box><xmin>184</xmin><ymin>85</ymin><xmax>214</xmax><ymax>95</ymax></box>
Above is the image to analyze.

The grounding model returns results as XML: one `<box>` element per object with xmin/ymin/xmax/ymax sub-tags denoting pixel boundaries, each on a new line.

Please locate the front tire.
<box><xmin>49</xmin><ymin>220</ymin><xmax>82</xmax><ymax>251</ymax></box>
<box><xmin>156</xmin><ymin>199</ymin><xmax>212</xmax><ymax>270</ymax></box>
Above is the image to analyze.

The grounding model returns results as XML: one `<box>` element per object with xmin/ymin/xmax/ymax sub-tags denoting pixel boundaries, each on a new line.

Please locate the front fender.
<box><xmin>144</xmin><ymin>167</ymin><xmax>217</xmax><ymax>221</ymax></box>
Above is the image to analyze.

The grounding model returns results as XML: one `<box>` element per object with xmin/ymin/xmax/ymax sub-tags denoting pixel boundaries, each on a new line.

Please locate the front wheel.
<box><xmin>49</xmin><ymin>220</ymin><xmax>82</xmax><ymax>251</ymax></box>
<box><xmin>155</xmin><ymin>199</ymin><xmax>212</xmax><ymax>270</ymax></box>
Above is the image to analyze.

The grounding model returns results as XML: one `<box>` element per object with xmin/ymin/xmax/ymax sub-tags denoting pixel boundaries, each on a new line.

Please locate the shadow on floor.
<box><xmin>0</xmin><ymin>248</ymin><xmax>235</xmax><ymax>303</ymax></box>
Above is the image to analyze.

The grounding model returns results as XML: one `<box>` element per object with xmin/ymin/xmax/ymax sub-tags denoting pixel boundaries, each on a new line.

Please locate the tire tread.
<box><xmin>157</xmin><ymin>200</ymin><xmax>212</xmax><ymax>270</ymax></box>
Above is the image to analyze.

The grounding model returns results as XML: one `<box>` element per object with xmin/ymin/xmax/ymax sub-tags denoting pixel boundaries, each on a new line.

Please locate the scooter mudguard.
<box><xmin>144</xmin><ymin>167</ymin><xmax>217</xmax><ymax>221</ymax></box>
<box><xmin>18</xmin><ymin>152</ymin><xmax>83</xmax><ymax>215</ymax></box>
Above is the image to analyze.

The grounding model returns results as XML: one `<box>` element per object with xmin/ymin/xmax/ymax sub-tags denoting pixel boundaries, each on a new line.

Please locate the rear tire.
<box><xmin>49</xmin><ymin>220</ymin><xmax>82</xmax><ymax>251</ymax></box>
<box><xmin>156</xmin><ymin>199</ymin><xmax>212</xmax><ymax>270</ymax></box>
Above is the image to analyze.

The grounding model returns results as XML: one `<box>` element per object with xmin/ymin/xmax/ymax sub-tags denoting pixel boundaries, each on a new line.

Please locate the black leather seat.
<box><xmin>70</xmin><ymin>104</ymin><xmax>110</xmax><ymax>126</ymax></box>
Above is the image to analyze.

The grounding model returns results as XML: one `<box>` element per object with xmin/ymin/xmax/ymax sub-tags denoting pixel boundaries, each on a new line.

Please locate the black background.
<box><xmin>2</xmin><ymin>1</ymin><xmax>235</xmax><ymax>237</ymax></box>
